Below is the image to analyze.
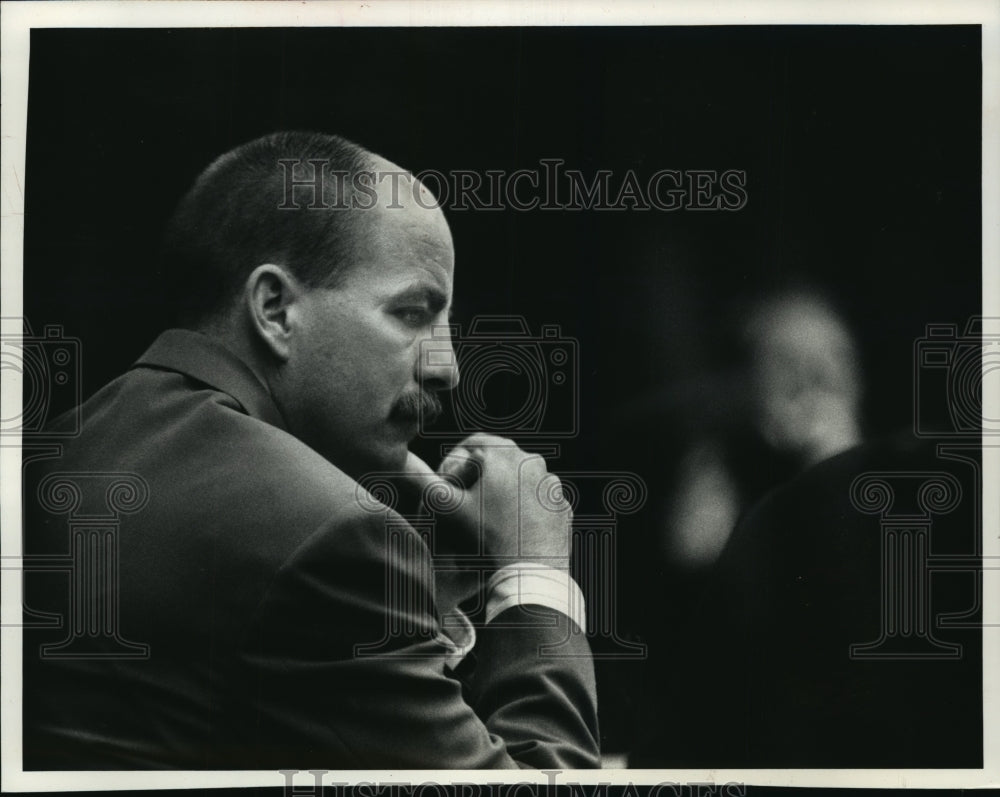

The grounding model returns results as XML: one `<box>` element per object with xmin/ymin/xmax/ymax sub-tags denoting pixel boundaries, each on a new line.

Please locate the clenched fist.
<box><xmin>404</xmin><ymin>434</ymin><xmax>573</xmax><ymax>568</ymax></box>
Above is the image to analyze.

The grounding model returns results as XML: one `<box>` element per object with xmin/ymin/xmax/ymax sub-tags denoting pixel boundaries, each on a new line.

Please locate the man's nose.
<box><xmin>418</xmin><ymin>328</ymin><xmax>460</xmax><ymax>391</ymax></box>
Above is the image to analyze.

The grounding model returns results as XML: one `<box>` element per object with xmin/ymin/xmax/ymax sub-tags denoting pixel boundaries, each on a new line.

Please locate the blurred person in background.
<box><xmin>663</xmin><ymin>288</ymin><xmax>864</xmax><ymax>569</ymax></box>
<box><xmin>626</xmin><ymin>287</ymin><xmax>980</xmax><ymax>767</ymax></box>
<box><xmin>607</xmin><ymin>284</ymin><xmax>866</xmax><ymax>764</ymax></box>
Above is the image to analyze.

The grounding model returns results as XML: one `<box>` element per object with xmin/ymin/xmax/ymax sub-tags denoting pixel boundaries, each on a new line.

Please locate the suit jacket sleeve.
<box><xmin>234</xmin><ymin>507</ymin><xmax>600</xmax><ymax>769</ymax></box>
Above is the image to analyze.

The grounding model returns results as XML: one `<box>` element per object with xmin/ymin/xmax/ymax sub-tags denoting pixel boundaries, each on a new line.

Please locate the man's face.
<box><xmin>746</xmin><ymin>297</ymin><xmax>860</xmax><ymax>464</ymax></box>
<box><xmin>276</xmin><ymin>178</ymin><xmax>458</xmax><ymax>479</ymax></box>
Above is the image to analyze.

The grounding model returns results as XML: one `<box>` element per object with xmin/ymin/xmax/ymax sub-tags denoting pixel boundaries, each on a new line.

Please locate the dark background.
<box><xmin>25</xmin><ymin>26</ymin><xmax>981</xmax><ymax>436</ymax></box>
<box><xmin>23</xmin><ymin>25</ymin><xmax>982</xmax><ymax>764</ymax></box>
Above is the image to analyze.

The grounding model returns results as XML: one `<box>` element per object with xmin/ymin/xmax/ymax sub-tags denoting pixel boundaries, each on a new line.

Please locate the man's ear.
<box><xmin>244</xmin><ymin>264</ymin><xmax>303</xmax><ymax>362</ymax></box>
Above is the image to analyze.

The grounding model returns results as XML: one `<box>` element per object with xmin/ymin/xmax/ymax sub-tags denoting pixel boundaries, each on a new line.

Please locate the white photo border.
<box><xmin>2</xmin><ymin>0</ymin><xmax>997</xmax><ymax>791</ymax></box>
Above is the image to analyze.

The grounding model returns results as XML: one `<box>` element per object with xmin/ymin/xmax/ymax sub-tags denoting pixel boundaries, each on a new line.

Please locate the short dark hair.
<box><xmin>159</xmin><ymin>131</ymin><xmax>374</xmax><ymax>326</ymax></box>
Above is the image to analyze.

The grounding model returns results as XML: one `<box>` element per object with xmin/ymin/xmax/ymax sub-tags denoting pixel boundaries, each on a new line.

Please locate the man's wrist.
<box><xmin>484</xmin><ymin>562</ymin><xmax>586</xmax><ymax>632</ymax></box>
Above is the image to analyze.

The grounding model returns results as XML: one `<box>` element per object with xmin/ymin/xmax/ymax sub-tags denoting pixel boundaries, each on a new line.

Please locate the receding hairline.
<box><xmin>160</xmin><ymin>131</ymin><xmax>396</xmax><ymax>327</ymax></box>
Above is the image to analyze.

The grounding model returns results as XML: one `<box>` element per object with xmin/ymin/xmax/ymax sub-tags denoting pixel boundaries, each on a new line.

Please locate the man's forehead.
<box><xmin>356</xmin><ymin>175</ymin><xmax>453</xmax><ymax>262</ymax></box>
<box><xmin>360</xmin><ymin>204</ymin><xmax>453</xmax><ymax>264</ymax></box>
<box><xmin>342</xmin><ymin>207</ymin><xmax>455</xmax><ymax>298</ymax></box>
<box><xmin>322</xmin><ymin>153</ymin><xmax>455</xmax><ymax>293</ymax></box>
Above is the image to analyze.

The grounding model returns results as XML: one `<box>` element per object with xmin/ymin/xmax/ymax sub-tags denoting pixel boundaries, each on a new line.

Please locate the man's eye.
<box><xmin>396</xmin><ymin>307</ymin><xmax>429</xmax><ymax>325</ymax></box>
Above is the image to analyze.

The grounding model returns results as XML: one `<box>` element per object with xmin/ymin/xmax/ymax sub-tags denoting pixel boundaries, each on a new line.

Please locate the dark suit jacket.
<box><xmin>23</xmin><ymin>329</ymin><xmax>599</xmax><ymax>769</ymax></box>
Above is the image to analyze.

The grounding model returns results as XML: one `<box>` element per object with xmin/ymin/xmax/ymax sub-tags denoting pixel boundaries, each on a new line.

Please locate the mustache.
<box><xmin>391</xmin><ymin>389</ymin><xmax>443</xmax><ymax>425</ymax></box>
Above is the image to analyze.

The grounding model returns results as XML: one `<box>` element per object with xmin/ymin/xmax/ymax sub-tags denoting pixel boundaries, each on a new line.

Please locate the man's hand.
<box><xmin>403</xmin><ymin>435</ymin><xmax>573</xmax><ymax>568</ymax></box>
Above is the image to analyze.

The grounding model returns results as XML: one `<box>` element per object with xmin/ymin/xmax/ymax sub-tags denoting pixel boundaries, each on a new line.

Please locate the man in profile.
<box><xmin>23</xmin><ymin>132</ymin><xmax>599</xmax><ymax>769</ymax></box>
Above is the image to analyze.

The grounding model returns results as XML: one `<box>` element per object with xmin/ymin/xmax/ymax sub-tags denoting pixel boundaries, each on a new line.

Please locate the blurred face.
<box><xmin>275</xmin><ymin>176</ymin><xmax>458</xmax><ymax>479</ymax></box>
<box><xmin>745</xmin><ymin>296</ymin><xmax>861</xmax><ymax>465</ymax></box>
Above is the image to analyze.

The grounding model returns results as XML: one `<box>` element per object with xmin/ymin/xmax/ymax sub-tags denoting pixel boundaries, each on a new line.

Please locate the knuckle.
<box><xmin>521</xmin><ymin>452</ymin><xmax>547</xmax><ymax>471</ymax></box>
<box><xmin>465</xmin><ymin>433</ymin><xmax>511</xmax><ymax>448</ymax></box>
<box><xmin>537</xmin><ymin>471</ymin><xmax>561</xmax><ymax>491</ymax></box>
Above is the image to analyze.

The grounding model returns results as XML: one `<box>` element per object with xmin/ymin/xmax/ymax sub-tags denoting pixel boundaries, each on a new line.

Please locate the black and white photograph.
<box><xmin>1</xmin><ymin>1</ymin><xmax>997</xmax><ymax>792</ymax></box>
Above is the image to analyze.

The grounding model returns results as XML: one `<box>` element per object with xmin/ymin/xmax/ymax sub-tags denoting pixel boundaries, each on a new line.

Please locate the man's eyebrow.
<box><xmin>395</xmin><ymin>283</ymin><xmax>450</xmax><ymax>313</ymax></box>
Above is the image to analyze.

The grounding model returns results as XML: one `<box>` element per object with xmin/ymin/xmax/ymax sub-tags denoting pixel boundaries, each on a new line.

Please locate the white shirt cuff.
<box><xmin>484</xmin><ymin>562</ymin><xmax>587</xmax><ymax>633</ymax></box>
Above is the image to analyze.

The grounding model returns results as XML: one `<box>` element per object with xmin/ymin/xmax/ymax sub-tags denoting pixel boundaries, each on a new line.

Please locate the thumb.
<box><xmin>401</xmin><ymin>450</ymin><xmax>470</xmax><ymax>518</ymax></box>
<box><xmin>402</xmin><ymin>449</ymin><xmax>435</xmax><ymax>479</ymax></box>
<box><xmin>401</xmin><ymin>450</ymin><xmax>448</xmax><ymax>491</ymax></box>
